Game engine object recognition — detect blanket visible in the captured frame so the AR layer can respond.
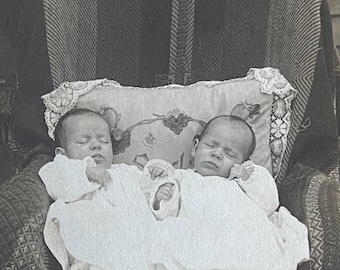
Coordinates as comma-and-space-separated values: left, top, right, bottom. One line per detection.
42, 157, 309, 270
155, 172, 309, 270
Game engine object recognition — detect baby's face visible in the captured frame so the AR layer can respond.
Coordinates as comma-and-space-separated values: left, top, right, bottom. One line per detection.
61, 114, 113, 169
192, 119, 252, 178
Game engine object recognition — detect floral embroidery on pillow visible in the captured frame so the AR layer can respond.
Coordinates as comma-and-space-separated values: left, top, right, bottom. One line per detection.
100, 107, 206, 154
132, 153, 149, 168
156, 108, 205, 135
98, 104, 262, 171
230, 101, 261, 120
100, 103, 261, 156
143, 133, 157, 147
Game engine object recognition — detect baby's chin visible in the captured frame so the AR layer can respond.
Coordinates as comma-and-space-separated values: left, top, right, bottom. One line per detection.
196, 167, 228, 178
93, 160, 111, 169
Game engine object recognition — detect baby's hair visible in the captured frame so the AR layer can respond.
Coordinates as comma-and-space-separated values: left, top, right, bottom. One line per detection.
54, 108, 108, 147
198, 115, 256, 160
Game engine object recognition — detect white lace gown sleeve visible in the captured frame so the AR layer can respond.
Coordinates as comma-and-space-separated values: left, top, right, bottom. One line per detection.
235, 160, 279, 216
38, 154, 100, 202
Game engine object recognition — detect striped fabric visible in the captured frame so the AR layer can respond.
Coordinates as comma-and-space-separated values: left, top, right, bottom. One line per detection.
43, 0, 142, 88
95, 1, 142, 85
168, 0, 196, 84
43, 0, 98, 88
168, 0, 180, 77
191, 1, 269, 81
264, 0, 322, 184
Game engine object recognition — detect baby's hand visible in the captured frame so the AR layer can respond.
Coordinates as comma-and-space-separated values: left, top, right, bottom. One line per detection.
156, 183, 174, 201
154, 183, 174, 210
86, 166, 111, 186
229, 164, 252, 181
148, 165, 168, 180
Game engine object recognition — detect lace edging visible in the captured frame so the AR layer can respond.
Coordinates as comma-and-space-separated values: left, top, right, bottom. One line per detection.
84, 156, 97, 168
247, 67, 297, 180
41, 79, 120, 139
143, 159, 176, 178
247, 67, 297, 98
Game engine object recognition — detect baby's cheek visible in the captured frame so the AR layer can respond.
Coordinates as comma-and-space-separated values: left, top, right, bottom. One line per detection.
224, 163, 234, 177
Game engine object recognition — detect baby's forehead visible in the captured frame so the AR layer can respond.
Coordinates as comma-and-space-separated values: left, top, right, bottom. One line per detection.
63, 113, 110, 132
65, 112, 104, 123
209, 118, 247, 131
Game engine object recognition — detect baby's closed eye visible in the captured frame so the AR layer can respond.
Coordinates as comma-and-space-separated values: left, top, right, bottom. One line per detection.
205, 142, 215, 147
224, 151, 235, 158
98, 135, 111, 144
77, 139, 89, 144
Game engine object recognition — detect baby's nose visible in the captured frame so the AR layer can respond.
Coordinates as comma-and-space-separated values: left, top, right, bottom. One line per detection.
212, 150, 222, 159
90, 140, 101, 149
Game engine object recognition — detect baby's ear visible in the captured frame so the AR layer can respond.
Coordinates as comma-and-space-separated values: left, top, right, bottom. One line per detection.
191, 138, 200, 157
55, 147, 66, 156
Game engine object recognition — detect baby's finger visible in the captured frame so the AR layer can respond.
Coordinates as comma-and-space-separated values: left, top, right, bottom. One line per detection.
155, 168, 168, 178
155, 168, 164, 177
163, 183, 174, 188
159, 193, 171, 201
229, 168, 239, 180
163, 187, 174, 200
160, 171, 168, 178
158, 193, 170, 201
164, 188, 172, 199
159, 186, 170, 195
151, 168, 162, 179
150, 168, 157, 179
147, 167, 154, 179
158, 187, 170, 200
157, 190, 169, 200
232, 164, 241, 170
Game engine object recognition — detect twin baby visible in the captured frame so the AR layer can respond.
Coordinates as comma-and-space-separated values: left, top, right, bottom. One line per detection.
40, 108, 309, 270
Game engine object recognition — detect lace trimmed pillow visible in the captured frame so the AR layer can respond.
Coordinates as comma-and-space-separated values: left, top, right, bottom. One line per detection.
42, 67, 296, 181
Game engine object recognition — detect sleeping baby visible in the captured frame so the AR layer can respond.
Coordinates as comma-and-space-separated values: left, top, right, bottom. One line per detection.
145, 115, 309, 269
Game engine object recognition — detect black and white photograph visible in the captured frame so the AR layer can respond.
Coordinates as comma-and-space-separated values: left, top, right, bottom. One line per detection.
0, 1, 340, 269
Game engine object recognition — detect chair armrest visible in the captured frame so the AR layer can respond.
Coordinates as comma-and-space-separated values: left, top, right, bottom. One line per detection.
278, 163, 340, 270
0, 153, 60, 269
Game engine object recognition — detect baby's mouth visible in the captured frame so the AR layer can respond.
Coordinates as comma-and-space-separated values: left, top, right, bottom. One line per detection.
92, 154, 104, 162
203, 161, 218, 168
